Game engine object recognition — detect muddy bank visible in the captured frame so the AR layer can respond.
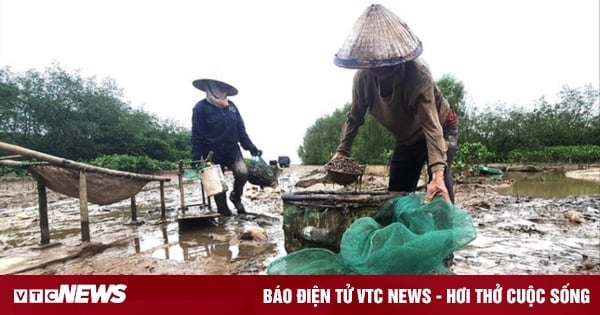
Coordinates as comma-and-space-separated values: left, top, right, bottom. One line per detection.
565, 168, 600, 183
0, 165, 598, 275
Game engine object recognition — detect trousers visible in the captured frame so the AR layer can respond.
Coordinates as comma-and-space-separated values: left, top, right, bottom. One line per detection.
388, 127, 458, 203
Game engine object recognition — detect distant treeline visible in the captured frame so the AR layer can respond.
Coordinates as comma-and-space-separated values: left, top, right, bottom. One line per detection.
1, 65, 598, 175
0, 64, 190, 172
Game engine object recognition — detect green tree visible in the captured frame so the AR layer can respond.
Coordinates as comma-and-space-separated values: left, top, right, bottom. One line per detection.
437, 74, 466, 119
298, 105, 348, 164
350, 115, 393, 164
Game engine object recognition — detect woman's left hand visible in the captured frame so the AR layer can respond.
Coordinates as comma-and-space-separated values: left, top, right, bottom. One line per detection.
424, 170, 450, 203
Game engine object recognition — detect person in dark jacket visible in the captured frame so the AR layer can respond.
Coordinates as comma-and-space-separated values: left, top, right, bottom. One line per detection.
191, 75, 262, 216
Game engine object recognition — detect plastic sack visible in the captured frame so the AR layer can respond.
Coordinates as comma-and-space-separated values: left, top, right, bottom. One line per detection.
200, 164, 228, 196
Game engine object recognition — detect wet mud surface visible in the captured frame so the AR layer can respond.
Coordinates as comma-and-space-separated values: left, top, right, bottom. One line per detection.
0, 165, 598, 275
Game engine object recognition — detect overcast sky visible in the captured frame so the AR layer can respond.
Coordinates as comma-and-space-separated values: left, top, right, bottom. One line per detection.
1, 0, 598, 163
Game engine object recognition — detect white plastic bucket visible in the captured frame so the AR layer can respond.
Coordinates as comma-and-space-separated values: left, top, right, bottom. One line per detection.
200, 165, 228, 196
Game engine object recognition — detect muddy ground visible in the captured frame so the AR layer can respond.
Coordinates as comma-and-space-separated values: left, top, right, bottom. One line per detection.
0, 164, 598, 275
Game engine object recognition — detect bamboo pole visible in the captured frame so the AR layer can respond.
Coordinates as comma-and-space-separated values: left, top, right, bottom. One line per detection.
79, 170, 90, 242
37, 179, 50, 245
281, 191, 405, 203
0, 141, 171, 182
0, 154, 21, 161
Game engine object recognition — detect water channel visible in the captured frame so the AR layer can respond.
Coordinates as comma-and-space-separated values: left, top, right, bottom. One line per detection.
496, 171, 599, 199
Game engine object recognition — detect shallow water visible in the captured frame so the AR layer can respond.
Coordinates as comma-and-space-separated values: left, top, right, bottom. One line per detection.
497, 171, 599, 199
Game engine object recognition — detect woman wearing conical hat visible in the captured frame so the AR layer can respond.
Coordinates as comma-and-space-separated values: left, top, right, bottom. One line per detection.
191, 72, 262, 216
332, 4, 459, 204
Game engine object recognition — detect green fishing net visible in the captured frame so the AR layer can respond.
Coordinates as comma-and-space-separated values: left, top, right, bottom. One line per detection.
268, 194, 476, 275
244, 157, 277, 187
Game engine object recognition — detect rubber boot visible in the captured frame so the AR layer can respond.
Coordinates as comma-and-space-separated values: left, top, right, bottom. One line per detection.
229, 193, 246, 214
213, 193, 232, 216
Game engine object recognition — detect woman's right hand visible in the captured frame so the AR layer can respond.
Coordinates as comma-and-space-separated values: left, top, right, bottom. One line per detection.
333, 151, 348, 159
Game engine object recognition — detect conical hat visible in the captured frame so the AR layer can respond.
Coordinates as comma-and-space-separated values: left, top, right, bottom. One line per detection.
334, 4, 422, 69
192, 69, 238, 96
193, 79, 238, 96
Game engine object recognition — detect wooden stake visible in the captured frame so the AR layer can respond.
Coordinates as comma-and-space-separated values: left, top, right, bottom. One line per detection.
37, 180, 50, 245
79, 170, 90, 242
130, 195, 138, 223
178, 161, 186, 214
160, 181, 166, 221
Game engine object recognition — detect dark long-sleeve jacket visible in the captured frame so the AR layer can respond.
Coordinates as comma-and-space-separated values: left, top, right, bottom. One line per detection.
336, 58, 451, 173
191, 99, 257, 165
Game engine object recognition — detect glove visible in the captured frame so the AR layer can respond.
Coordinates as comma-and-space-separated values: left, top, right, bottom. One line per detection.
252, 149, 262, 157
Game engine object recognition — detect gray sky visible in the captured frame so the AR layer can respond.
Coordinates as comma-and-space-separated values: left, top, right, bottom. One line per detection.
1, 0, 599, 163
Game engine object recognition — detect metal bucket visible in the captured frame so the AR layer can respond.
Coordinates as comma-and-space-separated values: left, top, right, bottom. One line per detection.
281, 190, 402, 253
200, 165, 228, 197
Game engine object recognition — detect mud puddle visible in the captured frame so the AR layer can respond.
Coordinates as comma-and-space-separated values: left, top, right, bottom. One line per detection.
0, 172, 285, 274
453, 188, 600, 274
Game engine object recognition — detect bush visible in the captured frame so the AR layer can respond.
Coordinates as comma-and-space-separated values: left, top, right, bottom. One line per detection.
507, 145, 600, 164
454, 142, 493, 172
88, 154, 176, 173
